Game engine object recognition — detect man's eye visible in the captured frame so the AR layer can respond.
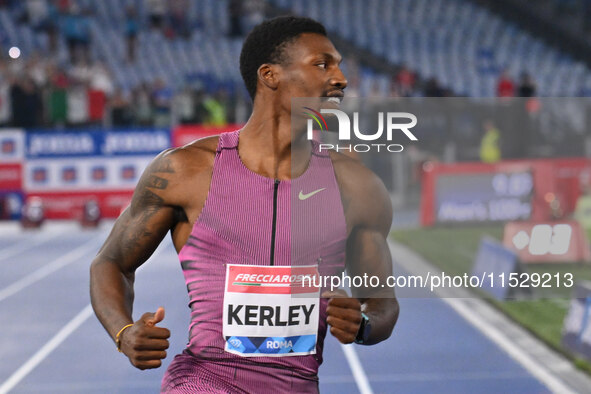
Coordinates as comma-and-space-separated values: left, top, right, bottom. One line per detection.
316, 63, 327, 69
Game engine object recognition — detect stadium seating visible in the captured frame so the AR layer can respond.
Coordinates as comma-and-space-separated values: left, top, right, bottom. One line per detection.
1, 0, 590, 97
270, 0, 591, 97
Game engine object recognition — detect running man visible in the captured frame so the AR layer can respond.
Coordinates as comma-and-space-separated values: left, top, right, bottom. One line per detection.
90, 16, 399, 393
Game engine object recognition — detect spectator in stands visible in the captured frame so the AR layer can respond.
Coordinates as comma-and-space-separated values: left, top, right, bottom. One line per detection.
368, 79, 384, 98
66, 78, 89, 126
574, 172, 591, 230
125, 5, 139, 62
203, 88, 228, 126
151, 78, 173, 127
388, 83, 401, 98
87, 61, 113, 124
479, 120, 501, 163
192, 88, 209, 124
242, 0, 266, 34
132, 83, 153, 126
62, 1, 92, 64
24, 0, 49, 30
56, 0, 70, 14
25, 53, 48, 88
496, 68, 515, 97
0, 60, 11, 125
90, 61, 114, 97
39, 0, 60, 53
169, 0, 191, 39
423, 77, 445, 97
68, 57, 92, 84
517, 71, 537, 97
10, 76, 43, 128
146, 0, 167, 30
110, 88, 133, 127
47, 60, 69, 90
393, 64, 415, 97
173, 85, 196, 124
228, 0, 243, 37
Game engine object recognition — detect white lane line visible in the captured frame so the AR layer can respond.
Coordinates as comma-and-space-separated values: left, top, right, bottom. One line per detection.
387, 240, 576, 393
0, 233, 173, 393
321, 370, 533, 383
340, 344, 374, 394
0, 237, 100, 303
442, 298, 576, 394
0, 304, 93, 394
0, 231, 63, 262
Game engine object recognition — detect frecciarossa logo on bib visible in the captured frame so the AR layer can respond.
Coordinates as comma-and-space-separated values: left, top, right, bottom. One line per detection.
226, 265, 319, 294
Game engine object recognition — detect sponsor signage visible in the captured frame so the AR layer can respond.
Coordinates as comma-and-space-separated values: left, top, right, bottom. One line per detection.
26, 190, 133, 219
434, 171, 533, 224
562, 281, 591, 361
0, 129, 25, 162
0, 163, 22, 190
24, 157, 152, 192
21, 128, 171, 219
421, 159, 591, 227
503, 221, 591, 263
472, 237, 520, 300
26, 129, 170, 158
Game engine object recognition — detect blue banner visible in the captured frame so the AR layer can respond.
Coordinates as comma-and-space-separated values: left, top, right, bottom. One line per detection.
25, 128, 171, 158
562, 281, 591, 361
225, 335, 316, 356
472, 237, 519, 300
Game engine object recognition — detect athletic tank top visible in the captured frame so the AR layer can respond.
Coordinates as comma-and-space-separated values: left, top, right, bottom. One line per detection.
175, 130, 347, 382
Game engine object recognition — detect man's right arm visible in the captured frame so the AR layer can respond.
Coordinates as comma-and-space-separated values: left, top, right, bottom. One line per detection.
89, 150, 182, 369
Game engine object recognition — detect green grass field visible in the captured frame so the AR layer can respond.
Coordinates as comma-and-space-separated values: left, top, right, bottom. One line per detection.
390, 226, 591, 374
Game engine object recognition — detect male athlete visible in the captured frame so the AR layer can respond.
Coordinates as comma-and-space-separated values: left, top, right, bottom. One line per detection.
90, 16, 399, 393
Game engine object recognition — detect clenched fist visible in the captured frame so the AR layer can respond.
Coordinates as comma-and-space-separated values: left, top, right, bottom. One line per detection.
322, 290, 362, 344
119, 307, 170, 370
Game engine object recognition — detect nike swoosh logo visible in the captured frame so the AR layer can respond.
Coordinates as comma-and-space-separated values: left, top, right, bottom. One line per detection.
298, 188, 326, 200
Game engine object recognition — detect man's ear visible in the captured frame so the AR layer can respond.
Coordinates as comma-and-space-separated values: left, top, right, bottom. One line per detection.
257, 64, 280, 91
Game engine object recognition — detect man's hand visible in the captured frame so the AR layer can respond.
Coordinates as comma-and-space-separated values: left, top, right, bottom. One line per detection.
322, 290, 362, 344
119, 307, 170, 370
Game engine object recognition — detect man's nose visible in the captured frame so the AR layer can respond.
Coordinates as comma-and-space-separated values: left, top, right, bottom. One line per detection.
330, 67, 348, 90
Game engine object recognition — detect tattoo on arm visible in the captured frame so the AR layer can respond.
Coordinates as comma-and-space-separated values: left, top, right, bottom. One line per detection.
109, 156, 178, 265
146, 175, 168, 190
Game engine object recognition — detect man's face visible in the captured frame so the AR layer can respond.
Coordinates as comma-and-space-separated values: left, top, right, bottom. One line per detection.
275, 33, 347, 113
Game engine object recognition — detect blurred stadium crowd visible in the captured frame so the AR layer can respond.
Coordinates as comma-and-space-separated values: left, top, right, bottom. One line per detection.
0, 0, 591, 130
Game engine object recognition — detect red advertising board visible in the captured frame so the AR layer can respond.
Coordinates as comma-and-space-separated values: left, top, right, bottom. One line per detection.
552, 158, 591, 215
503, 220, 591, 263
27, 190, 133, 219
0, 163, 22, 190
421, 158, 591, 227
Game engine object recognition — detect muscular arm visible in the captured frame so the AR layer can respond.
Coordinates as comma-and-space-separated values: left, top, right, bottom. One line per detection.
327, 152, 399, 345
90, 151, 182, 357
345, 182, 398, 344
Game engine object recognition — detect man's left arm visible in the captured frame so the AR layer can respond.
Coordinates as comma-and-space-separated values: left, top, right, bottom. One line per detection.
325, 166, 399, 345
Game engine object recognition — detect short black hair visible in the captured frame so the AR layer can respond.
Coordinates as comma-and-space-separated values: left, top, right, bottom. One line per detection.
239, 16, 327, 101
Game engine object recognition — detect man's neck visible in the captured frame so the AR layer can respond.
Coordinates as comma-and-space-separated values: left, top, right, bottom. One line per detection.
239, 105, 311, 180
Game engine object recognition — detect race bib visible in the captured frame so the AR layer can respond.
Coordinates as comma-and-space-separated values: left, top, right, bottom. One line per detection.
223, 264, 320, 357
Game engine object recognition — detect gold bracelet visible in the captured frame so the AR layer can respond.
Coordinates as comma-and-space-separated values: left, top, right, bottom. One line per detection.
115, 323, 134, 352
